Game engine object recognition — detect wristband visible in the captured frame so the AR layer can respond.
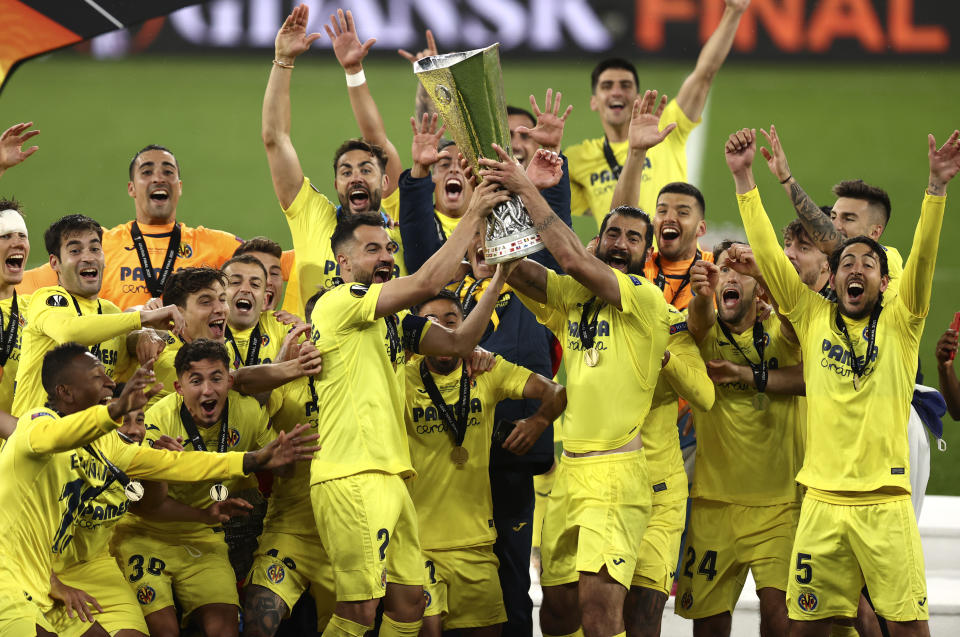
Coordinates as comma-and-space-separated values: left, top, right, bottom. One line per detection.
779, 174, 792, 184
345, 69, 366, 87
272, 58, 294, 69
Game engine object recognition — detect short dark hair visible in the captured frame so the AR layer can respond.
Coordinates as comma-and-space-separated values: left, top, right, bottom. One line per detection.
0, 197, 24, 217
129, 144, 179, 180
783, 219, 824, 249
44, 214, 103, 257
42, 342, 90, 399
304, 291, 323, 322
330, 213, 387, 256
333, 139, 388, 174
221, 254, 267, 280
828, 236, 889, 277
598, 206, 654, 251
163, 267, 226, 309
506, 105, 536, 127
658, 182, 706, 217
174, 338, 230, 377
234, 237, 283, 260
712, 239, 748, 263
832, 179, 891, 225
590, 58, 639, 93
412, 289, 463, 318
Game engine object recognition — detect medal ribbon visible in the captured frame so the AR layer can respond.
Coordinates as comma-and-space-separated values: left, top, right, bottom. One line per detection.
130, 221, 181, 298
70, 295, 103, 359
224, 324, 262, 369
835, 301, 882, 385
385, 314, 401, 363
419, 360, 470, 447
0, 291, 19, 366
179, 398, 230, 454
577, 297, 606, 351
84, 443, 135, 491
717, 319, 768, 392
602, 136, 623, 181
653, 249, 701, 306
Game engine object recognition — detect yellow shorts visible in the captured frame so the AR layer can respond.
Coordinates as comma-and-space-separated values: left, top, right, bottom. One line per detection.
311, 472, 423, 602
632, 495, 687, 594
47, 553, 148, 637
540, 450, 651, 589
422, 545, 506, 629
0, 580, 55, 637
112, 531, 239, 623
676, 499, 799, 619
786, 496, 927, 622
532, 468, 557, 549
246, 529, 336, 629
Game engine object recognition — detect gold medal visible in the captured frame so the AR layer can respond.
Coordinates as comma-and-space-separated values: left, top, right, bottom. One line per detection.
450, 446, 469, 466
752, 393, 770, 411
853, 376, 861, 391
583, 347, 599, 367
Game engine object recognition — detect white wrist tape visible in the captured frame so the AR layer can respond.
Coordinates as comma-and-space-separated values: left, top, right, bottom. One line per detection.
345, 69, 366, 87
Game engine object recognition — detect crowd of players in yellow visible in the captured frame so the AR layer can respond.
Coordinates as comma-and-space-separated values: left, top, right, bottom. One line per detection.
0, 2, 958, 637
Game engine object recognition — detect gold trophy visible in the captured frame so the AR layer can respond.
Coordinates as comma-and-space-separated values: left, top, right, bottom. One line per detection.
414, 44, 544, 263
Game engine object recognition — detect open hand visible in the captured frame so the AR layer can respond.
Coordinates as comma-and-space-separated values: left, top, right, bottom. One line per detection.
759, 125, 791, 183
49, 574, 102, 623
526, 149, 563, 190
516, 89, 572, 152
410, 113, 449, 170
325, 8, 375, 73
250, 423, 321, 471
398, 29, 438, 65
0, 122, 39, 173
928, 129, 960, 195
627, 90, 676, 152
202, 497, 254, 524
274, 4, 322, 64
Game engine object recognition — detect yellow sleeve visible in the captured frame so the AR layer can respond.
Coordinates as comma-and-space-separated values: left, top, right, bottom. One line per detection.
660, 99, 699, 144
25, 405, 120, 455
662, 329, 714, 412
736, 188, 810, 315
382, 188, 400, 223
32, 292, 141, 345
489, 356, 534, 403
111, 438, 247, 482
255, 405, 278, 447
514, 289, 567, 336
898, 193, 945, 317
281, 265, 303, 317
329, 283, 380, 332
545, 269, 591, 318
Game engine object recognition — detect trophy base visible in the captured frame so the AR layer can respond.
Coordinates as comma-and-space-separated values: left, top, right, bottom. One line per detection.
484, 232, 545, 264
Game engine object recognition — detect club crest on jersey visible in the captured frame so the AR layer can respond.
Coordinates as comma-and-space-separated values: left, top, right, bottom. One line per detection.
424, 591, 433, 608
136, 585, 156, 605
680, 592, 693, 610
797, 592, 818, 612
261, 334, 270, 347
46, 294, 69, 307
350, 284, 368, 298
177, 243, 193, 259
227, 428, 241, 447
380, 568, 388, 588
266, 563, 285, 584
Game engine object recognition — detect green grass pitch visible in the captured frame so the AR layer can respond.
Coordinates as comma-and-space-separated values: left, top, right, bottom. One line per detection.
2, 53, 959, 493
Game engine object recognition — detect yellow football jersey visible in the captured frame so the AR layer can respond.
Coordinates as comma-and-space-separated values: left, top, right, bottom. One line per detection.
403, 356, 531, 550
0, 292, 29, 413
0, 404, 244, 610
123, 390, 275, 541
517, 268, 670, 453
883, 244, 903, 301
738, 187, 945, 498
308, 282, 431, 484
691, 316, 802, 506
566, 100, 699, 222
282, 178, 405, 316
262, 376, 319, 535
145, 334, 184, 410
224, 313, 289, 369
13, 287, 139, 417
643, 308, 713, 500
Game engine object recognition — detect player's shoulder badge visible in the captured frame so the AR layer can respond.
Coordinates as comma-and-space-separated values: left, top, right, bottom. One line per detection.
670, 321, 689, 335
628, 275, 643, 286
350, 284, 369, 298
46, 293, 69, 307
31, 411, 53, 420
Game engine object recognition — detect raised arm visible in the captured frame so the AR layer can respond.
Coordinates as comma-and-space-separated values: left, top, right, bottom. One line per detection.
687, 260, 718, 344
758, 125, 842, 254
479, 145, 624, 309
375, 183, 497, 318
418, 262, 514, 360
506, 257, 549, 304
263, 4, 321, 209
398, 29, 439, 122
705, 361, 806, 395
662, 332, 715, 412
611, 91, 678, 210
326, 9, 402, 197
726, 128, 808, 314
502, 373, 567, 456
674, 0, 750, 121
0, 121, 39, 180
899, 131, 957, 316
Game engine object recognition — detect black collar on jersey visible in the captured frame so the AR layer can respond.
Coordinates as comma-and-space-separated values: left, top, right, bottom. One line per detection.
835, 299, 882, 383
419, 359, 470, 447
818, 281, 837, 302
131, 221, 181, 299
602, 136, 623, 180
224, 323, 261, 369
70, 294, 103, 359
0, 290, 19, 366
717, 318, 768, 392
578, 297, 606, 351
653, 249, 701, 306
179, 398, 230, 453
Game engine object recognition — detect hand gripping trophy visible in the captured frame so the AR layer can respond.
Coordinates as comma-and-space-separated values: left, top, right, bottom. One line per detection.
414, 44, 545, 263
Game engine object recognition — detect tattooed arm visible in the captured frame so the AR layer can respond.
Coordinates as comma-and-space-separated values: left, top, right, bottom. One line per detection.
758, 125, 842, 254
